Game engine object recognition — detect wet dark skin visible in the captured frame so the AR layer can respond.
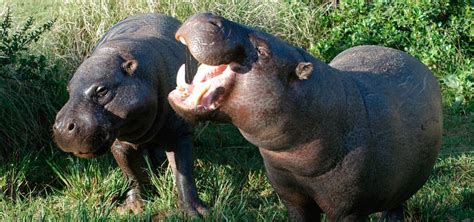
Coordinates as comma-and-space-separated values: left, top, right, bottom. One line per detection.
168, 13, 442, 221
53, 13, 207, 217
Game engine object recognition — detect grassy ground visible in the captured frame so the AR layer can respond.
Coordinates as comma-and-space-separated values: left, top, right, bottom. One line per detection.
1, 1, 473, 221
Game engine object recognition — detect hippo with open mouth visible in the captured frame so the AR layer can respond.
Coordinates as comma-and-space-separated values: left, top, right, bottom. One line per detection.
168, 13, 442, 221
53, 13, 207, 217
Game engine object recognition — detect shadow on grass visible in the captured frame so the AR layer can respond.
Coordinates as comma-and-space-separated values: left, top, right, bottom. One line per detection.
193, 122, 262, 170
1, 149, 115, 195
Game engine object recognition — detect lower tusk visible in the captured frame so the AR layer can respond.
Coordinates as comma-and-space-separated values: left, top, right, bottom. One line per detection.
176, 64, 188, 89
179, 36, 187, 45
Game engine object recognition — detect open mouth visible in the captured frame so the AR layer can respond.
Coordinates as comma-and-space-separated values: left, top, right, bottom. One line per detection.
65, 132, 114, 159
169, 62, 237, 113
71, 143, 109, 159
72, 152, 98, 159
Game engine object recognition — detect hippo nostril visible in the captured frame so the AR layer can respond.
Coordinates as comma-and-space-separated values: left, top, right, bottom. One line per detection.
67, 123, 76, 131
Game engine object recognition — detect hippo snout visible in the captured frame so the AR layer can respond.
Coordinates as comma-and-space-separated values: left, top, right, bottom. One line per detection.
52, 118, 78, 152
176, 12, 255, 66
53, 115, 79, 136
53, 106, 115, 158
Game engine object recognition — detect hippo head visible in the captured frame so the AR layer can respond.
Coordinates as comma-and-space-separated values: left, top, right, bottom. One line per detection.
53, 47, 158, 158
168, 13, 313, 124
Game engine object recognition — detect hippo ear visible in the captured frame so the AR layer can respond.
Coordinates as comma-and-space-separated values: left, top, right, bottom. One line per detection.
122, 59, 138, 75
295, 62, 313, 80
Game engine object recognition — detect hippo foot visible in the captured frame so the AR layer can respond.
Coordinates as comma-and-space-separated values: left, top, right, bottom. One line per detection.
181, 200, 209, 218
378, 205, 404, 222
117, 190, 145, 215
150, 200, 208, 221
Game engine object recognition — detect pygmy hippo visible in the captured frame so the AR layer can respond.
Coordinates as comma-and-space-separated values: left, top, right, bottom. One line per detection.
168, 13, 442, 221
53, 13, 207, 217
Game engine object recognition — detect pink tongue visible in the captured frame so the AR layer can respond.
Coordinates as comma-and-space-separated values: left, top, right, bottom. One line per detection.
199, 66, 236, 108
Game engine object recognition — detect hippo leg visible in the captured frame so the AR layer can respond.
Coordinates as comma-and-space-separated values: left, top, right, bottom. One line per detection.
111, 141, 148, 214
265, 170, 322, 221
145, 148, 167, 173
338, 215, 368, 222
286, 201, 322, 222
165, 135, 208, 217
379, 205, 404, 222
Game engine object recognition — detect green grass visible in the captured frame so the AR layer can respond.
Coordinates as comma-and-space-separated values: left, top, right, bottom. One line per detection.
1, 1, 473, 221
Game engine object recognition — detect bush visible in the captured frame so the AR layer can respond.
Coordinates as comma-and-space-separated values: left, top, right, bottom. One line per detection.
307, 1, 473, 113
0, 8, 55, 81
0, 8, 66, 197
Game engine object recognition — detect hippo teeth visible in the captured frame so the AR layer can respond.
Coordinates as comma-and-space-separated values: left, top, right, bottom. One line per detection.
172, 62, 236, 110
176, 64, 211, 105
176, 64, 189, 89
191, 83, 210, 106
178, 36, 187, 45
194, 64, 227, 84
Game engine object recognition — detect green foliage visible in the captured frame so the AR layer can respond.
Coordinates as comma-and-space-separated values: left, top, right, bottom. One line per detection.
407, 154, 473, 220
0, 8, 55, 81
308, 1, 474, 113
0, 8, 66, 200
0, 8, 63, 152
0, 152, 32, 200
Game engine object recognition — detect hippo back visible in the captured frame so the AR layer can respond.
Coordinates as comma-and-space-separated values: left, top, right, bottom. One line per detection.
95, 13, 181, 49
329, 45, 442, 208
93, 13, 184, 91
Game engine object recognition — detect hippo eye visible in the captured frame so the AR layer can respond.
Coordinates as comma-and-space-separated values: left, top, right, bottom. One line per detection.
256, 45, 270, 60
249, 33, 270, 60
96, 86, 108, 97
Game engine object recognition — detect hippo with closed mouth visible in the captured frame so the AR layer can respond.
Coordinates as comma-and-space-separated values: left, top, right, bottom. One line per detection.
168, 13, 442, 221
53, 13, 207, 217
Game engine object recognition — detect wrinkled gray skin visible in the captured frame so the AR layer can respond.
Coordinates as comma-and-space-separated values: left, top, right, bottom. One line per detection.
53, 13, 207, 217
169, 13, 442, 221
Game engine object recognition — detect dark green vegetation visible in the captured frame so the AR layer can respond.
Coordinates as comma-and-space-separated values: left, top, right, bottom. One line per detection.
1, 1, 472, 221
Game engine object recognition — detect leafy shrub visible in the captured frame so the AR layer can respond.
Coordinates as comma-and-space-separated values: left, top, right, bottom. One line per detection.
308, 1, 473, 113
0, 8, 66, 197
0, 8, 55, 81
